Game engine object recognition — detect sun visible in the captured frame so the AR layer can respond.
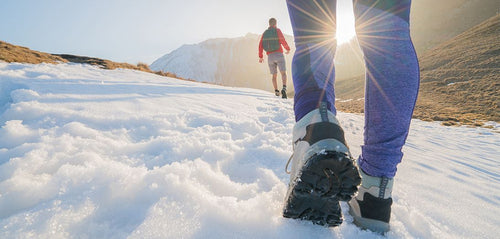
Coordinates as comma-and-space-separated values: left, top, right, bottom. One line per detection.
336, 0, 356, 45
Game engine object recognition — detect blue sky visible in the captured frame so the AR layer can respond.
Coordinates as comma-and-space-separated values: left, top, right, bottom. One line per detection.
1, 0, 354, 64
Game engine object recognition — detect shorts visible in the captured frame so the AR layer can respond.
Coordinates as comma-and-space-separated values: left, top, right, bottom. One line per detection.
267, 52, 286, 74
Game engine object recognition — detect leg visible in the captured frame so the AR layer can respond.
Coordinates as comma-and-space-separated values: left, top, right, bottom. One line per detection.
268, 54, 279, 92
354, 0, 420, 178
281, 71, 287, 87
277, 53, 288, 98
284, 0, 361, 227
349, 0, 420, 232
272, 73, 278, 90
287, 0, 338, 121
280, 71, 288, 99
276, 53, 288, 88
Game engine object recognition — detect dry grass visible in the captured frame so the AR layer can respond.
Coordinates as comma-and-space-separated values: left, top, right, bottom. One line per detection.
0, 40, 193, 83
55, 54, 151, 72
416, 14, 500, 125
335, 74, 365, 114
334, 14, 500, 127
0, 41, 67, 64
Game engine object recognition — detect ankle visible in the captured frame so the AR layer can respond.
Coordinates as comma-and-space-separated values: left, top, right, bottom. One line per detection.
359, 169, 393, 199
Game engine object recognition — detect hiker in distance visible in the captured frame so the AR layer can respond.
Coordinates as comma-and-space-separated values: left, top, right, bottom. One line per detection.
258, 17, 291, 99
283, 0, 420, 233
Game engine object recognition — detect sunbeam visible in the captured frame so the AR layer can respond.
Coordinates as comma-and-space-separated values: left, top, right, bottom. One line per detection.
336, 0, 356, 45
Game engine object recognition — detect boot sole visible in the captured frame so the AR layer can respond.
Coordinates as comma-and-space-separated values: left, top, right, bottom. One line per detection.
283, 151, 361, 227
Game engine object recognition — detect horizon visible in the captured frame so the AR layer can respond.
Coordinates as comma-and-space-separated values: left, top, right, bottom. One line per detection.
0, 0, 356, 64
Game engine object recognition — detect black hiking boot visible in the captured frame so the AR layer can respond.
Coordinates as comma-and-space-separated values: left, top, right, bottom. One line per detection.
283, 103, 361, 227
281, 88, 287, 99
348, 169, 393, 233
275, 89, 280, 97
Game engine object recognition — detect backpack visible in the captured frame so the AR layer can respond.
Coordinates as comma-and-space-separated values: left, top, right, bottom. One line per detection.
262, 28, 280, 52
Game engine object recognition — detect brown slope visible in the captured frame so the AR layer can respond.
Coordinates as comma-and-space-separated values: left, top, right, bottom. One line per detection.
0, 40, 147, 71
0, 40, 191, 83
415, 14, 500, 125
410, 0, 499, 54
334, 74, 365, 114
335, 14, 499, 126
0, 40, 67, 64
54, 54, 152, 72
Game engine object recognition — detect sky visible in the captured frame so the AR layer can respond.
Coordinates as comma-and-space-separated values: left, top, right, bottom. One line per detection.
0, 0, 355, 64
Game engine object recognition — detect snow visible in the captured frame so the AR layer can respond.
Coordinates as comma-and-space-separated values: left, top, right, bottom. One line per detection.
149, 36, 250, 84
1, 62, 499, 238
150, 42, 219, 83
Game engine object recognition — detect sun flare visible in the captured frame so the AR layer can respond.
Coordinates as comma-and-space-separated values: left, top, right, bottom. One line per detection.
336, 0, 356, 45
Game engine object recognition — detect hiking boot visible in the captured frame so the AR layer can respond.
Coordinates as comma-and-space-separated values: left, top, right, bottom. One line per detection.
281, 88, 287, 99
283, 103, 361, 227
275, 89, 280, 97
348, 169, 393, 233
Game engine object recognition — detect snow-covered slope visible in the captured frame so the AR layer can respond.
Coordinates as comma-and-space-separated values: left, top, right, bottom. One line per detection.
150, 40, 220, 83
0, 63, 499, 238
